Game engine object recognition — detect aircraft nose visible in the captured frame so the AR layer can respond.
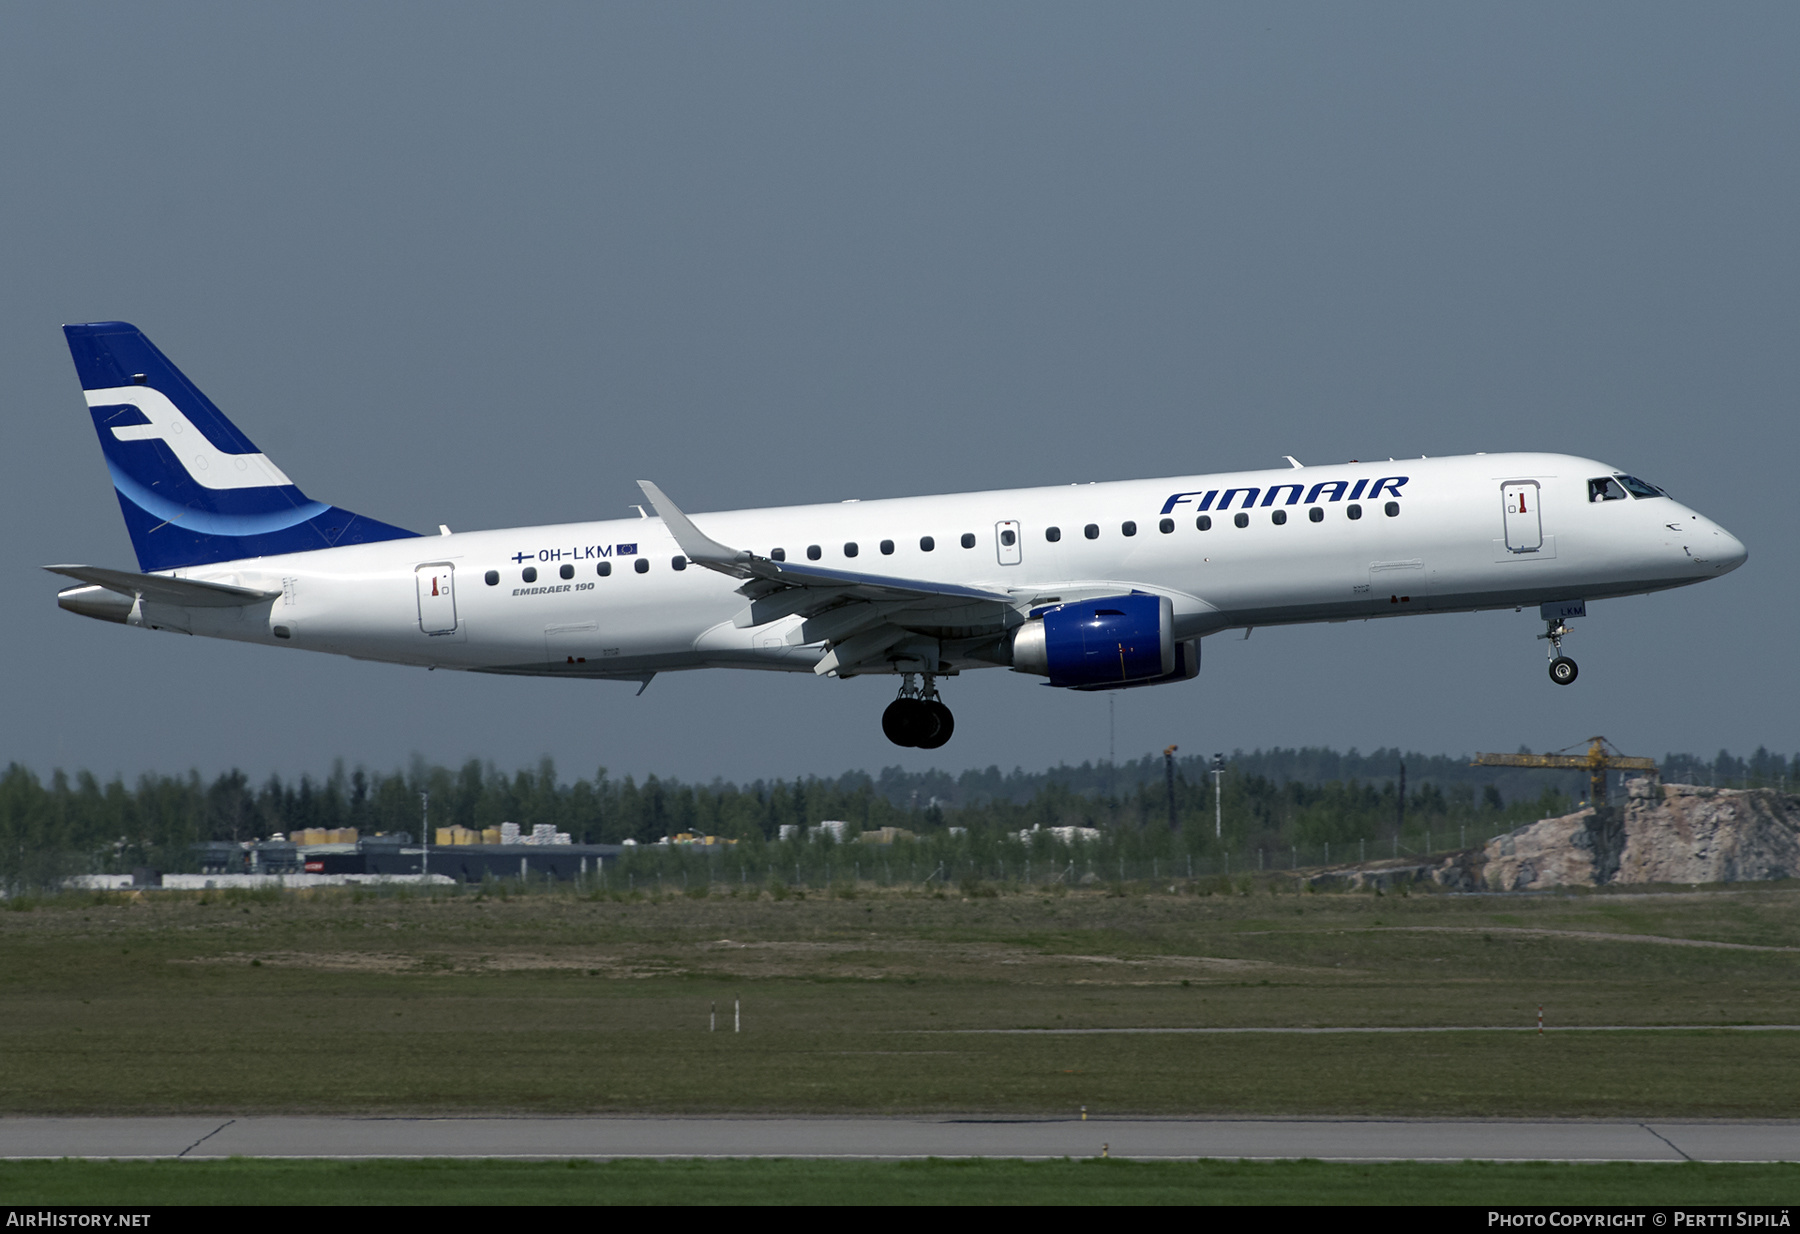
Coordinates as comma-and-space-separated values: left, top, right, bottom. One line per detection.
1715, 525, 1748, 574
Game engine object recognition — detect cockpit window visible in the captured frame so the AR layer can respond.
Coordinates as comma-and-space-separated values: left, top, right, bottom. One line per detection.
1614, 474, 1666, 499
1588, 477, 1629, 503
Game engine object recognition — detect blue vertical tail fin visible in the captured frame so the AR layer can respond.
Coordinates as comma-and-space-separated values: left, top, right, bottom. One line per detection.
64, 322, 418, 572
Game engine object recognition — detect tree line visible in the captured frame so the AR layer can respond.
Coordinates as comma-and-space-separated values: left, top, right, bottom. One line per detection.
3, 742, 1792, 887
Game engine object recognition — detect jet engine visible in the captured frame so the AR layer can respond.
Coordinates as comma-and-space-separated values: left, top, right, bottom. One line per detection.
1009, 593, 1198, 689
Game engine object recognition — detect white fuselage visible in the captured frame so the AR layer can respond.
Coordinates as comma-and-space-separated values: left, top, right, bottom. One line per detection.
114, 453, 1746, 683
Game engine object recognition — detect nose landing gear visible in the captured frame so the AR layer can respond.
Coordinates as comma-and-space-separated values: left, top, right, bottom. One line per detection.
1537, 603, 1583, 686
882, 673, 954, 748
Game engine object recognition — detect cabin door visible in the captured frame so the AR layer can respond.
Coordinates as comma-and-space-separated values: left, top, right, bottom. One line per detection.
1502, 482, 1543, 553
996, 520, 1023, 566
415, 564, 457, 634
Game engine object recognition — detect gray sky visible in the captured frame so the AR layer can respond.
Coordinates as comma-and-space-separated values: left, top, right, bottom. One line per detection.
3, 3, 1794, 786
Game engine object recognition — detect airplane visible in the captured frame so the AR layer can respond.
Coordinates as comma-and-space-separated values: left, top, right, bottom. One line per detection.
49, 322, 1748, 749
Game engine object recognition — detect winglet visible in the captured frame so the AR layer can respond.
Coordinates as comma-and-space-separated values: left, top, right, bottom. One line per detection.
636, 481, 752, 576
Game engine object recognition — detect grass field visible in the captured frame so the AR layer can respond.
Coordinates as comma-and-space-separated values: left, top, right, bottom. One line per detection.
1, 1158, 1796, 1206
1, 878, 1797, 1117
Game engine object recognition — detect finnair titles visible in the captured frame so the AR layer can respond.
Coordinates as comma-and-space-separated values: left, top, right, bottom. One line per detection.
50, 323, 1747, 749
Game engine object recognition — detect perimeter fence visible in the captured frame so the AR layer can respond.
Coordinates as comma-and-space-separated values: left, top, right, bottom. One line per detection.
589, 825, 1500, 895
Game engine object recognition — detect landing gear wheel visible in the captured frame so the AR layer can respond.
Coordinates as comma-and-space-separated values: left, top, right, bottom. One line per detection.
882, 699, 923, 747
916, 700, 954, 749
1537, 612, 1580, 686
883, 671, 956, 748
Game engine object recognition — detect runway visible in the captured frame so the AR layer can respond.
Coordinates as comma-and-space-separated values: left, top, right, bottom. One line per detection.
1, 1117, 1796, 1163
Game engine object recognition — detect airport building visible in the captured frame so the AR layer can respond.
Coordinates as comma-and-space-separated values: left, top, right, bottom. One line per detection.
191, 830, 625, 884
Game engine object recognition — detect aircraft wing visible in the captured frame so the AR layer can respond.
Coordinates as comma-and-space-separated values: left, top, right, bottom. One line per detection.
732, 557, 1012, 606
43, 564, 283, 608
638, 480, 1011, 608
637, 481, 1019, 675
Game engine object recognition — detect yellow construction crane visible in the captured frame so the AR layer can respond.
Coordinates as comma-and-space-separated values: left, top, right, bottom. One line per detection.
1471, 736, 1659, 806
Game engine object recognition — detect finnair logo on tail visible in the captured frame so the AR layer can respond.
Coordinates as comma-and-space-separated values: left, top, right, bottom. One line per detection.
87, 386, 294, 491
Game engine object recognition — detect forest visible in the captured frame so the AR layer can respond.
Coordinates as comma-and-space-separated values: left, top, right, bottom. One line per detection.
0, 743, 1791, 887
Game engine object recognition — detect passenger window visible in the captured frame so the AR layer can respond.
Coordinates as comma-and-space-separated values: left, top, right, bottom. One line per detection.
1121, 521, 1137, 537
1000, 529, 1016, 547
1347, 504, 1362, 520
484, 570, 499, 586
807, 545, 822, 560
1384, 501, 1400, 517
1308, 507, 1323, 523
920, 536, 935, 551
559, 564, 574, 580
880, 540, 895, 555
1588, 477, 1629, 502
960, 533, 976, 549
1046, 526, 1061, 542
634, 558, 650, 573
771, 548, 786, 562
1271, 510, 1287, 526
1158, 518, 1174, 534
597, 561, 611, 577
522, 567, 538, 583
1197, 515, 1212, 531
1083, 524, 1099, 540
844, 542, 858, 557
1233, 513, 1249, 529
671, 557, 687, 571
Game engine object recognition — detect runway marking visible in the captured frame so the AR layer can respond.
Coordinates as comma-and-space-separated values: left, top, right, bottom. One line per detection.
177, 1118, 235, 1157
1642, 1123, 1694, 1161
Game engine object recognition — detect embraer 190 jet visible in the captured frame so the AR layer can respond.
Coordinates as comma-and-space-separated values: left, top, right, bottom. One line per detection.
49, 323, 1747, 748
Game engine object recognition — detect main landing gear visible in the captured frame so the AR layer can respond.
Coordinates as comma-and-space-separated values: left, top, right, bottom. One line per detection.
882, 673, 954, 749
1540, 613, 1579, 686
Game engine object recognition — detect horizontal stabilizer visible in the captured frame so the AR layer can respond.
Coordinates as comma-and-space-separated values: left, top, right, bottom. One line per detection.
43, 564, 281, 608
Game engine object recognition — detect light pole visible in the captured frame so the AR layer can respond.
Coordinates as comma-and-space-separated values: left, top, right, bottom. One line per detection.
1211, 753, 1225, 840
1163, 745, 1179, 832
420, 791, 429, 879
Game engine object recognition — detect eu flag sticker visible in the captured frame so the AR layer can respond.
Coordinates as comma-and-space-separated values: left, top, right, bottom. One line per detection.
615, 543, 638, 556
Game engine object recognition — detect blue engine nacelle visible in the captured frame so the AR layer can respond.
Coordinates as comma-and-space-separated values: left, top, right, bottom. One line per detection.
1009, 593, 1199, 690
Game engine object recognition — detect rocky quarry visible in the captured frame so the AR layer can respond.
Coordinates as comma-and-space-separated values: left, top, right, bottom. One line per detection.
1480, 780, 1800, 890
1302, 782, 1800, 892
